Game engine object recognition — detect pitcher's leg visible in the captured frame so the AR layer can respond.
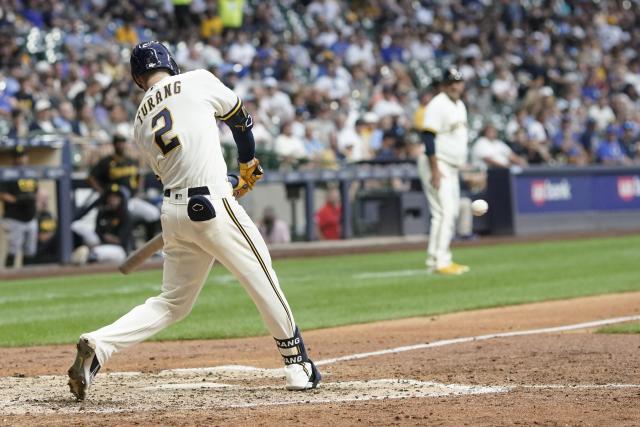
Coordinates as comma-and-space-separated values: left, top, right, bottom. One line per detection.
435, 172, 456, 269
84, 239, 214, 365
419, 154, 440, 267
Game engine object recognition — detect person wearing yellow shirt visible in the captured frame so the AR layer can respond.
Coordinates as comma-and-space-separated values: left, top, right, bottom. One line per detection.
201, 9, 223, 38
115, 22, 138, 45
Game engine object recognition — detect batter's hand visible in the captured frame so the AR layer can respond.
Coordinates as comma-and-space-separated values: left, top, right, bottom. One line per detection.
228, 174, 250, 198
430, 168, 442, 190
239, 158, 264, 189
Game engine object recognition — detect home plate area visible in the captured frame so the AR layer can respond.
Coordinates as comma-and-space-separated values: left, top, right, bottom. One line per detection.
0, 365, 509, 415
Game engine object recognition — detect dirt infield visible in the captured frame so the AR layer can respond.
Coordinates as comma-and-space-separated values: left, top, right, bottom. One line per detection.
2, 292, 640, 426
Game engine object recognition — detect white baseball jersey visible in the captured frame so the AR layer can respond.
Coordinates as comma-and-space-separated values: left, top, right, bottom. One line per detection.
133, 69, 237, 194
422, 92, 468, 167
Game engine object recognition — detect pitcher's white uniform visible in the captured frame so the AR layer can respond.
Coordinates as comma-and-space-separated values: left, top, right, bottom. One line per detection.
417, 91, 468, 269
83, 69, 297, 364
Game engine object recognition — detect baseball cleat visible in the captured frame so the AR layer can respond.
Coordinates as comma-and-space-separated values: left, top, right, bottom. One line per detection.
284, 360, 321, 391
67, 336, 101, 401
435, 263, 469, 275
451, 263, 470, 273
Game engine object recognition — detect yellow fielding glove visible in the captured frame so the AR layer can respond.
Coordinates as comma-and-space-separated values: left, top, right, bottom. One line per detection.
239, 158, 264, 189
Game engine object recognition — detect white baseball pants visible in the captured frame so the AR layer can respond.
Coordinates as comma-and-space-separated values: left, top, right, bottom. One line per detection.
417, 155, 460, 269
85, 192, 296, 366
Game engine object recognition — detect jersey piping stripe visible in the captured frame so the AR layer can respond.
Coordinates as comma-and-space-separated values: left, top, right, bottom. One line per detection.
222, 198, 294, 333
219, 98, 242, 121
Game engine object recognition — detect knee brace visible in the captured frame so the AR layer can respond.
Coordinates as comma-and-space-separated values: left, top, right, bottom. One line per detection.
274, 327, 310, 365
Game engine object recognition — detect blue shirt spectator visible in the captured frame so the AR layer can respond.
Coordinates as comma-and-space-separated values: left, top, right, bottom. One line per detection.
597, 126, 631, 165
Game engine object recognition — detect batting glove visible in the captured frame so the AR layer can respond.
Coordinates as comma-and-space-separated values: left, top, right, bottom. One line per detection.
228, 174, 251, 199
239, 158, 264, 189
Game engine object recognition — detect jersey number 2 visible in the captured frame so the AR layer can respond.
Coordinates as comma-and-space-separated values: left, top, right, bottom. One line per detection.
151, 108, 181, 155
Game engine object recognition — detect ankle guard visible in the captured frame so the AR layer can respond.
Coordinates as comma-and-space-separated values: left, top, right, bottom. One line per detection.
274, 327, 310, 366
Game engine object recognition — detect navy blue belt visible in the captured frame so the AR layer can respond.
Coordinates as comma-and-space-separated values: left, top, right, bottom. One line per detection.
163, 186, 210, 198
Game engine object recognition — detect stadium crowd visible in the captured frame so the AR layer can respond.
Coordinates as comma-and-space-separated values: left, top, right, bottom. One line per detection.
0, 0, 639, 170
1, 0, 640, 267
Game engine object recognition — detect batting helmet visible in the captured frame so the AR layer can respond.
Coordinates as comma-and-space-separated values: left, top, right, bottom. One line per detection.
130, 41, 180, 87
442, 68, 464, 84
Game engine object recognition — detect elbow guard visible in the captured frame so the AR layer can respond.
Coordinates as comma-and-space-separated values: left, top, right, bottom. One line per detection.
221, 101, 256, 163
421, 130, 436, 156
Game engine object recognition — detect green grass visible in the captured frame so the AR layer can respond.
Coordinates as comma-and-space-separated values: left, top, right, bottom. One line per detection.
2, 235, 640, 347
598, 322, 640, 334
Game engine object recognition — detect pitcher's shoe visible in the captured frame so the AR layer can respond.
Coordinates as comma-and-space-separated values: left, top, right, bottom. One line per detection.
67, 336, 101, 401
284, 360, 321, 390
435, 263, 469, 275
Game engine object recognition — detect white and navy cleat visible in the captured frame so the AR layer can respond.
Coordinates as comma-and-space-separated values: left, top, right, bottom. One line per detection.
284, 360, 322, 391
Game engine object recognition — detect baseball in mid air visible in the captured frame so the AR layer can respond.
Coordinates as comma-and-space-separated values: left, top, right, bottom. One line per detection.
471, 199, 489, 216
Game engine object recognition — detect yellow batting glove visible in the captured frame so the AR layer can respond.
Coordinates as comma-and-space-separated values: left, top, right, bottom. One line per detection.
239, 158, 264, 189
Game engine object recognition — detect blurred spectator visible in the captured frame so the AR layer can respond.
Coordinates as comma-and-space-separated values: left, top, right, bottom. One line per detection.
0, 146, 38, 268
71, 185, 129, 265
597, 125, 632, 165
315, 188, 341, 240
259, 77, 294, 126
273, 121, 307, 168
551, 117, 589, 166
88, 134, 160, 240
258, 206, 291, 244
314, 60, 351, 100
30, 99, 60, 134
472, 124, 527, 170
588, 97, 616, 132
620, 121, 640, 161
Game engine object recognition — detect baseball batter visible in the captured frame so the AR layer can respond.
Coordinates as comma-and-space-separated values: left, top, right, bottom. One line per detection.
67, 41, 321, 400
417, 68, 470, 275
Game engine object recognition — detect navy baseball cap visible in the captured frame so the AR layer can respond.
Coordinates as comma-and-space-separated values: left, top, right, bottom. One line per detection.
443, 68, 464, 84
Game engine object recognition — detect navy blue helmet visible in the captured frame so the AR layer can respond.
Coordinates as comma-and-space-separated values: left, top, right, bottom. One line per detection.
130, 41, 180, 88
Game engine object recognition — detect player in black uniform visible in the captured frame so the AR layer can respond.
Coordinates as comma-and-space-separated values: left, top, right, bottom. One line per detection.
88, 134, 160, 242
0, 145, 39, 267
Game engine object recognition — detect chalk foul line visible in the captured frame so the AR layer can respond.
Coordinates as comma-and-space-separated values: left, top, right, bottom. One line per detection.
314, 314, 640, 366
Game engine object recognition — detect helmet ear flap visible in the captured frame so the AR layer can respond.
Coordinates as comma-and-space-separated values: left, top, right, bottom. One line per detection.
170, 57, 180, 75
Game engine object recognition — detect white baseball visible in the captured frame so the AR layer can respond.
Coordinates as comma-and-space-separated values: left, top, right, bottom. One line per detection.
471, 199, 489, 216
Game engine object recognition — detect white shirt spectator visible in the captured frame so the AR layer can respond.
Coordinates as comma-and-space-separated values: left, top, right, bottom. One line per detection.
315, 73, 351, 100
588, 102, 616, 131
274, 133, 307, 160
337, 125, 365, 162
472, 136, 514, 170
373, 97, 404, 118
259, 79, 295, 123
227, 40, 256, 66
345, 40, 376, 70
491, 71, 518, 103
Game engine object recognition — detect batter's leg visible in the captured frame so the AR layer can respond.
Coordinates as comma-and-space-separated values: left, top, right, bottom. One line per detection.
83, 239, 214, 365
203, 197, 320, 390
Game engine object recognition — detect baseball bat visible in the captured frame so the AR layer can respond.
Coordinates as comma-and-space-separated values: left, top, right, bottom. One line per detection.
118, 233, 164, 274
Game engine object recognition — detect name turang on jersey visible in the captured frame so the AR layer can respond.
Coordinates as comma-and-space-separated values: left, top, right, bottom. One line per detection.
133, 69, 240, 193
135, 80, 182, 124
